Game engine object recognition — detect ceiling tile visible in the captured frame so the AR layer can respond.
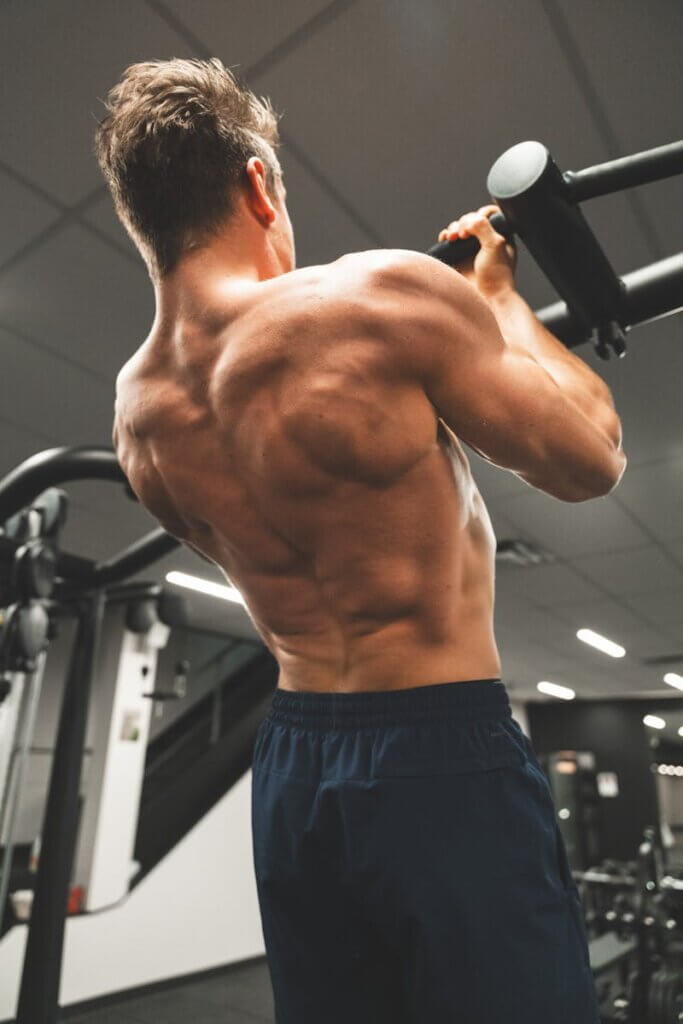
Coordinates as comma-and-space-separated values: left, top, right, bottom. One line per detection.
577, 315, 683, 468
555, 0, 683, 251
495, 598, 590, 664
572, 544, 683, 598
490, 510, 528, 544
468, 454, 529, 503
498, 644, 605, 697
0, 417, 57, 481
59, 496, 159, 564
0, 170, 60, 270
612, 456, 683, 541
0, 224, 154, 380
613, 627, 683, 664
279, 143, 378, 268
494, 590, 542, 628
549, 596, 663, 643
256, 0, 650, 274
622, 587, 683, 629
0, 326, 115, 446
162, 0, 335, 72
655, 621, 683, 652
496, 563, 604, 607
502, 490, 650, 558
666, 536, 683, 567
81, 194, 139, 261
1, 0, 196, 202
62, 479, 157, 532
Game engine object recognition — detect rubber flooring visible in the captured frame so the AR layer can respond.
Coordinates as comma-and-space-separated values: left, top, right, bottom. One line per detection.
67, 958, 274, 1024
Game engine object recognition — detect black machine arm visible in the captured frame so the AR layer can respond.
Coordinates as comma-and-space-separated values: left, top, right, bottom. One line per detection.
427, 139, 683, 358
535, 252, 683, 349
0, 447, 125, 524
0, 447, 181, 588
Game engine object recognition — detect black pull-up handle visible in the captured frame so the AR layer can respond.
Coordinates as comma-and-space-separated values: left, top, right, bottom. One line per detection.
427, 139, 683, 270
427, 210, 513, 268
427, 141, 624, 343
425, 139, 683, 355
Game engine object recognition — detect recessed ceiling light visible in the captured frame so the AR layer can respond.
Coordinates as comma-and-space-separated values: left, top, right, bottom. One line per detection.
664, 672, 683, 691
577, 628, 625, 658
537, 681, 576, 701
166, 570, 246, 607
643, 714, 666, 730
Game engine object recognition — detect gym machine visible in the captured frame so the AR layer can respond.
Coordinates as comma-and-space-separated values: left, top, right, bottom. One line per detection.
0, 448, 183, 1024
577, 827, 683, 1023
0, 489, 67, 932
427, 139, 683, 358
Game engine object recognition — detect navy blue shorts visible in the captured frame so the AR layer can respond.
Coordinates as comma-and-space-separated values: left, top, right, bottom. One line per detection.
251, 679, 599, 1023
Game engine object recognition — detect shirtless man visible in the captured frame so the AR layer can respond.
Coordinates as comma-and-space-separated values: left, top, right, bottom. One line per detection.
98, 58, 625, 1023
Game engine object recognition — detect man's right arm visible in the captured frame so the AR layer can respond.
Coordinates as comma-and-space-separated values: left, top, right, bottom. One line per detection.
487, 288, 620, 425
363, 246, 626, 503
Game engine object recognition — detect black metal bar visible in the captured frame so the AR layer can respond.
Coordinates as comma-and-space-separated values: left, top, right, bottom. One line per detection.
0, 447, 126, 524
55, 550, 100, 588
104, 581, 163, 604
536, 252, 683, 348
210, 679, 222, 746
0, 448, 182, 590
619, 251, 683, 326
92, 529, 181, 587
564, 140, 683, 203
16, 591, 105, 1024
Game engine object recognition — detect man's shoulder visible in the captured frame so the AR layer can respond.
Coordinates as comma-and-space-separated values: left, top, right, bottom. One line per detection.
264, 250, 451, 380
227, 253, 388, 338
269, 249, 441, 335
321, 248, 437, 289
275, 249, 432, 298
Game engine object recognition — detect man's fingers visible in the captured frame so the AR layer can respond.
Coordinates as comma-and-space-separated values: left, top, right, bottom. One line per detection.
438, 206, 504, 244
438, 220, 460, 242
459, 211, 506, 250
437, 203, 516, 287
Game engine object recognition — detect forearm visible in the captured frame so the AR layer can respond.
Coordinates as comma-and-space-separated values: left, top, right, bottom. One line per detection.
486, 287, 624, 451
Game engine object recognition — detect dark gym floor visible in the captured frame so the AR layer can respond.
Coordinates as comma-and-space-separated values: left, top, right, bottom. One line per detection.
68, 959, 274, 1024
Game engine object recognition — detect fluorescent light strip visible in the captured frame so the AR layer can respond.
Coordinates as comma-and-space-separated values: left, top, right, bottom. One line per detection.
643, 714, 666, 730
576, 628, 625, 658
664, 672, 683, 691
537, 681, 576, 701
166, 570, 246, 607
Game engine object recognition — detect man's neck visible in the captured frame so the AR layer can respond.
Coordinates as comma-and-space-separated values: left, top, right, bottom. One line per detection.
152, 249, 279, 329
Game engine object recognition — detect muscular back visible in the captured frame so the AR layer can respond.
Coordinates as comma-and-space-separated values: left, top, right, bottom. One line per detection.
115, 251, 504, 691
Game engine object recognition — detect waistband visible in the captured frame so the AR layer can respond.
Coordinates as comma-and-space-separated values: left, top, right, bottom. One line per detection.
266, 678, 510, 730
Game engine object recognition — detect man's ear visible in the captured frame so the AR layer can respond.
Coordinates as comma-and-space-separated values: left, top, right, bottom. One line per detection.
245, 157, 276, 225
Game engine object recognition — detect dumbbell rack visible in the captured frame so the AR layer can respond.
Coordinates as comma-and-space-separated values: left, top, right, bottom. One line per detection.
576, 828, 683, 1022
